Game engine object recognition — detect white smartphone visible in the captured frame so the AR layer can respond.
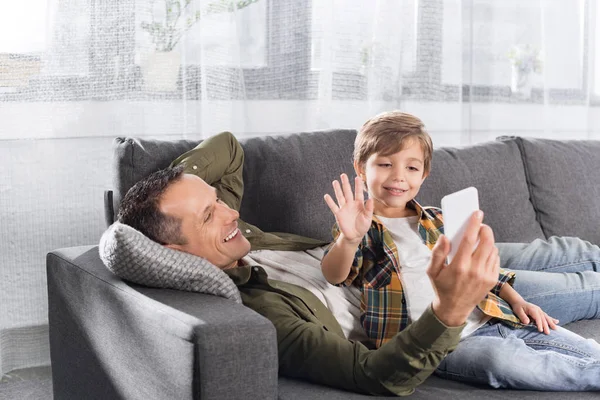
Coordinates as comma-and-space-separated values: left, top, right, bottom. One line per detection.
441, 186, 480, 263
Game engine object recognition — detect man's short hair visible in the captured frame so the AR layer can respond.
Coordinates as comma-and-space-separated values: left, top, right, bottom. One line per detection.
117, 165, 187, 245
354, 111, 433, 174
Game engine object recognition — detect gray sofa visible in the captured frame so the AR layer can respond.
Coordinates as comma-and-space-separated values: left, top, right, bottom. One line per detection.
47, 129, 600, 399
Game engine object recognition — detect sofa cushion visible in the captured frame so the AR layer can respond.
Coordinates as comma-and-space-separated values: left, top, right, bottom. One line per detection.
417, 138, 545, 243
111, 137, 199, 219
99, 222, 242, 302
514, 137, 600, 245
240, 129, 357, 242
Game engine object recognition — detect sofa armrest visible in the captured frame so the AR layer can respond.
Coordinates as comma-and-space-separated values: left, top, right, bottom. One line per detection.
47, 246, 278, 400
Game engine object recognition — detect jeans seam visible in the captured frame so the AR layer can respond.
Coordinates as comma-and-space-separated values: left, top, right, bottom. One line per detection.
523, 339, 595, 358
521, 287, 600, 300
524, 259, 600, 273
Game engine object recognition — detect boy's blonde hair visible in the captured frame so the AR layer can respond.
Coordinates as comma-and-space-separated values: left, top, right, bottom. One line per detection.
354, 111, 433, 174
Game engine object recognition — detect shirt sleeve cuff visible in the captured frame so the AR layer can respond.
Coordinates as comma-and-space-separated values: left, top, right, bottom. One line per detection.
408, 305, 465, 351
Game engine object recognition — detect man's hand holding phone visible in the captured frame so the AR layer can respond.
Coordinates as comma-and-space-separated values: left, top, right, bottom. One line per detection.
427, 209, 500, 327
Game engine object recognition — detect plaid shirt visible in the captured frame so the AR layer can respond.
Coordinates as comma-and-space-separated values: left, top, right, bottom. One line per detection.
328, 200, 523, 348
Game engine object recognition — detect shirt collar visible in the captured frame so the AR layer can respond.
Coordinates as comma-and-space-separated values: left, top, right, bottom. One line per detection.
372, 199, 425, 226
224, 256, 267, 286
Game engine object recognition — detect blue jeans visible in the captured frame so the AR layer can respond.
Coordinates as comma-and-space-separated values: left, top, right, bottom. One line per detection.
499, 236, 600, 324
435, 236, 600, 390
436, 322, 600, 390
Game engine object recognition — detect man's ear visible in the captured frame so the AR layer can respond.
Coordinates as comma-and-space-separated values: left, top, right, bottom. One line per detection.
165, 243, 184, 252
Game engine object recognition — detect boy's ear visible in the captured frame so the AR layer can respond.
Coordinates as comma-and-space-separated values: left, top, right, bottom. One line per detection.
353, 160, 365, 178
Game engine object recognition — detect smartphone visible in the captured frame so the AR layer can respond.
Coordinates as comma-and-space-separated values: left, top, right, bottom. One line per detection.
441, 186, 480, 263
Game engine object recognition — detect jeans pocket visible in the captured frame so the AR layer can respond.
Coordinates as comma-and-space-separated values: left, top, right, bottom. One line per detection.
471, 319, 505, 338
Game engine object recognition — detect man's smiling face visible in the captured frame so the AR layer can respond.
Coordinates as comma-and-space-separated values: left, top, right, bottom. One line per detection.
159, 174, 251, 269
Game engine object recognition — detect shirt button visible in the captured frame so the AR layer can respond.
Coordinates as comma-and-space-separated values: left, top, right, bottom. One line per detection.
401, 299, 406, 304
253, 267, 259, 272
245, 229, 251, 233
192, 165, 198, 170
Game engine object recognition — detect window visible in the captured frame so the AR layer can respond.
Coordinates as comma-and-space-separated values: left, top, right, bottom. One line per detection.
0, 3, 47, 53
1, 0, 307, 101
448, 0, 588, 104
310, 0, 418, 74
0, 2, 47, 93
309, 0, 419, 100
134, 0, 268, 68
2, 0, 596, 103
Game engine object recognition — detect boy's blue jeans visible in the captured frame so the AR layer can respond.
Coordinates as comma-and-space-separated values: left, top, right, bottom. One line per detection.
435, 236, 600, 390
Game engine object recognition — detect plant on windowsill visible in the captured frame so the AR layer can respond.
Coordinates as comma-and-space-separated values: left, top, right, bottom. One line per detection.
139, 0, 260, 91
508, 44, 542, 99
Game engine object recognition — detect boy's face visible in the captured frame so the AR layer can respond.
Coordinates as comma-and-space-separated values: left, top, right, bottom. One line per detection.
354, 139, 428, 218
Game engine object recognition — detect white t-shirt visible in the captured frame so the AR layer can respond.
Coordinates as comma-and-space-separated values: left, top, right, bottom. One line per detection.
242, 247, 370, 342
376, 215, 490, 339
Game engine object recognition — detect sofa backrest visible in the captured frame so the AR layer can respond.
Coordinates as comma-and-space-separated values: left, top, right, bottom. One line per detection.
111, 130, 357, 242
238, 130, 357, 241
417, 137, 545, 243
113, 131, 600, 245
508, 137, 600, 246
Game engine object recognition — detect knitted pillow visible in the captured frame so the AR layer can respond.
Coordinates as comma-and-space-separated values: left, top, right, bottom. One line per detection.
99, 222, 241, 303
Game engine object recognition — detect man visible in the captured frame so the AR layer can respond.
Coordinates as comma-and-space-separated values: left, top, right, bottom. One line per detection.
117, 132, 600, 395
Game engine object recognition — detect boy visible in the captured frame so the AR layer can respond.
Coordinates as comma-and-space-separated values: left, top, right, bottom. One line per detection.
321, 111, 600, 390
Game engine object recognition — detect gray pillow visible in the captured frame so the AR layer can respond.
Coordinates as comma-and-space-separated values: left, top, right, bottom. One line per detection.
99, 222, 241, 303
516, 137, 600, 246
417, 138, 545, 243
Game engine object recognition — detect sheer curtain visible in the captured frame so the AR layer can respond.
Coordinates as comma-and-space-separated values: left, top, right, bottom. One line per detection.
0, 0, 597, 375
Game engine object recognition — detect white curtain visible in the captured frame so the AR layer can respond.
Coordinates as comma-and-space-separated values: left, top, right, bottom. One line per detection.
0, 0, 597, 375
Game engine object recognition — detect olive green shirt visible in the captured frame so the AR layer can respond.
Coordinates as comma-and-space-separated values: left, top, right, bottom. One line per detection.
227, 265, 464, 396
171, 131, 465, 396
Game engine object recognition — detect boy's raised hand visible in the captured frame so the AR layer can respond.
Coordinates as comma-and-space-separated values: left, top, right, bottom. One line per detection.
324, 174, 374, 244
